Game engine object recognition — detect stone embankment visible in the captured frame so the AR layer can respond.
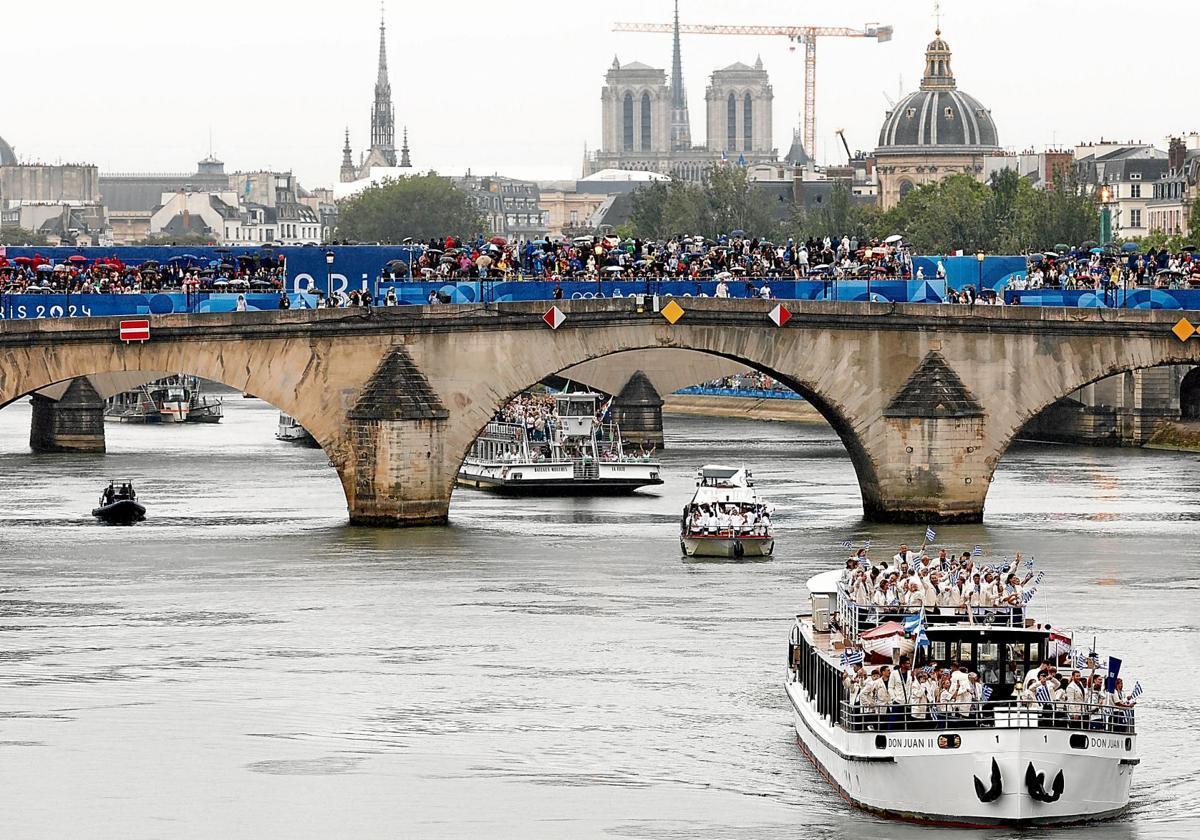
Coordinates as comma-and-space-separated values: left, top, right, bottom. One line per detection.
1145, 420, 1200, 452
662, 394, 825, 423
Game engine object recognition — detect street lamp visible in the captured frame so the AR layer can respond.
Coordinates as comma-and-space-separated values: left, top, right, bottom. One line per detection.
324, 250, 335, 305
976, 252, 985, 303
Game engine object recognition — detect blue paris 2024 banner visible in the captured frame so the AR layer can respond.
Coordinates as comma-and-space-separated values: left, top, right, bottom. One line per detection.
4, 247, 1198, 318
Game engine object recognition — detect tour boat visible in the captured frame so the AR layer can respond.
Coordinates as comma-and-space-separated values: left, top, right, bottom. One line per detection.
679, 465, 774, 558
457, 391, 662, 494
785, 567, 1137, 827
91, 480, 146, 525
276, 412, 319, 447
105, 375, 223, 424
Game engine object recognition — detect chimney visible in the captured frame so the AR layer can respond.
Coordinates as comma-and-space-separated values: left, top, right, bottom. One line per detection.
1169, 136, 1186, 171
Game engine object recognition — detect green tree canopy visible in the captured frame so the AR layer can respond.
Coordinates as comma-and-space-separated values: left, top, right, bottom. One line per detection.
628, 165, 776, 239
0, 226, 49, 246
335, 173, 484, 242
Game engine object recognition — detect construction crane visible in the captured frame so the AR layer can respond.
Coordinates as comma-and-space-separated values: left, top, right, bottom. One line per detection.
613, 21, 893, 163
835, 129, 853, 166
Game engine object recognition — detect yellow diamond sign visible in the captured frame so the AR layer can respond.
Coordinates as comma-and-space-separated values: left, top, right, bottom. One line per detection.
660, 299, 684, 324
1172, 318, 1196, 342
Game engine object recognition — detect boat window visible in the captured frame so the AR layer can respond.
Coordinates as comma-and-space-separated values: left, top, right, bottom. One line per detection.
1004, 642, 1027, 684
977, 642, 1000, 685
949, 641, 973, 664
929, 640, 946, 662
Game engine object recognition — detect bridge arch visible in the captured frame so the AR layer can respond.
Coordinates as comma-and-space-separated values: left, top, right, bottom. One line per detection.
449, 345, 880, 510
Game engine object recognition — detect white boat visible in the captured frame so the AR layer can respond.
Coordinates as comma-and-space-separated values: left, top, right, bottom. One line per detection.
785, 568, 1137, 827
679, 465, 774, 558
457, 391, 662, 494
105, 375, 222, 424
276, 412, 319, 447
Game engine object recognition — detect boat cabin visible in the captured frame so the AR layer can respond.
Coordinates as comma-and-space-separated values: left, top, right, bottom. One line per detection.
554, 392, 600, 438
696, 465, 753, 488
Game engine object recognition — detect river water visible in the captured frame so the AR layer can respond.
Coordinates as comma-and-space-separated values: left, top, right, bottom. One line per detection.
1, 395, 1197, 839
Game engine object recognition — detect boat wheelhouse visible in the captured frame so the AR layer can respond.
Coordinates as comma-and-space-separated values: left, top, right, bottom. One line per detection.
679, 465, 774, 558
457, 391, 662, 494
785, 568, 1137, 827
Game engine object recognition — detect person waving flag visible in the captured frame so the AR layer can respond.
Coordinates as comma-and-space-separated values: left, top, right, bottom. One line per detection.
924, 527, 936, 544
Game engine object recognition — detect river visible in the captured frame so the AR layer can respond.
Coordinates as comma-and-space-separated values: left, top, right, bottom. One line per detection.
1, 395, 1196, 839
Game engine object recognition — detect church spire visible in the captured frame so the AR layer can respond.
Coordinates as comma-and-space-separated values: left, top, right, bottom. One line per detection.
400, 126, 411, 168
919, 27, 956, 91
340, 126, 357, 182
669, 0, 691, 151
369, 4, 397, 166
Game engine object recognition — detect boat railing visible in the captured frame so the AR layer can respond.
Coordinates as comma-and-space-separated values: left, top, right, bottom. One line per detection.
836, 584, 1025, 641
837, 699, 1136, 736
683, 524, 772, 538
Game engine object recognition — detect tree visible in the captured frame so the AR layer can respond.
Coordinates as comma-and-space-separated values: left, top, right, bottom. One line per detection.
0, 226, 48, 246
879, 174, 992, 253
335, 173, 485, 242
628, 165, 777, 239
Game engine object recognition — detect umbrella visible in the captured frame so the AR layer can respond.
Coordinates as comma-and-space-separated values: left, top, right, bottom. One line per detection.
604, 265, 624, 273
250, 278, 274, 289
1122, 243, 1139, 253
489, 236, 507, 246
36, 264, 53, 272
572, 235, 593, 246
67, 255, 87, 263
730, 229, 746, 238
1182, 245, 1197, 252
1089, 247, 1104, 254
212, 279, 229, 287
13, 257, 32, 265
140, 259, 160, 269
714, 271, 733, 280
1054, 243, 1070, 252
884, 234, 904, 244
1042, 251, 1059, 258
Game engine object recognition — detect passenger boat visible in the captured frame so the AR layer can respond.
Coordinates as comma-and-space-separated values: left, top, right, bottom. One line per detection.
679, 465, 774, 558
457, 391, 662, 494
276, 412, 319, 447
105, 375, 223, 424
785, 566, 1137, 827
91, 481, 146, 524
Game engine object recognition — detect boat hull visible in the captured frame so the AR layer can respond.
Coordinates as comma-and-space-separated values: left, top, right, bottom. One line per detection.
457, 459, 662, 495
785, 683, 1134, 827
91, 500, 146, 525
681, 534, 773, 557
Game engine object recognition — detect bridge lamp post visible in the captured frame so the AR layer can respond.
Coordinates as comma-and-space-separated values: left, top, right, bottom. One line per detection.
976, 252, 985, 303
324, 250, 335, 305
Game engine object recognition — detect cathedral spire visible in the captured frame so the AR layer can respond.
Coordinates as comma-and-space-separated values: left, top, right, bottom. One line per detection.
400, 126, 411, 168
340, 126, 357, 182
669, 0, 691, 151
369, 4, 397, 166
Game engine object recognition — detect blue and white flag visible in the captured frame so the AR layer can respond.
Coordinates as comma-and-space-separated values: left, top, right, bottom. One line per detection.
981, 685, 993, 702
1024, 556, 1035, 570
1034, 570, 1045, 585
863, 539, 872, 551
973, 545, 983, 557
1035, 684, 1052, 704
840, 539, 853, 550
1021, 587, 1037, 604
902, 609, 924, 635
859, 555, 870, 570
925, 527, 936, 543
915, 624, 930, 647
840, 648, 864, 668
1072, 649, 1089, 671
1129, 681, 1143, 701
949, 569, 961, 585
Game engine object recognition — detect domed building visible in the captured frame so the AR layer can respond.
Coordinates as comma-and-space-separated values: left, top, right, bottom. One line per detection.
873, 30, 1000, 209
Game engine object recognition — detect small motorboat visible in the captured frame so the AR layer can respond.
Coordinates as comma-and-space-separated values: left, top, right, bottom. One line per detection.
92, 480, 146, 525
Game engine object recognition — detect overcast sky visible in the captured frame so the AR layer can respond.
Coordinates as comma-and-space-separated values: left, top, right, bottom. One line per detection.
3, 0, 1190, 187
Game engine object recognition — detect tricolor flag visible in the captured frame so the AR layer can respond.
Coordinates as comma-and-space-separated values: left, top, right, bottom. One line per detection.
924, 527, 936, 543
973, 545, 983, 557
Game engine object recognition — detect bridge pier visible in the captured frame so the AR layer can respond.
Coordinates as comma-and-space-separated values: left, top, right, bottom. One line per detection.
337, 345, 454, 527
29, 378, 106, 453
612, 370, 664, 449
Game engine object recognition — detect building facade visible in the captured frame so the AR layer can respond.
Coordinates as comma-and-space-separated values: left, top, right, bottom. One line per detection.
454, 175, 548, 240
1075, 143, 1168, 239
705, 59, 773, 158
873, 29, 1001, 209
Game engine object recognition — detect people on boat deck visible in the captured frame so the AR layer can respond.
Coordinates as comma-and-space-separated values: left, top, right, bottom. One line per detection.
684, 502, 771, 535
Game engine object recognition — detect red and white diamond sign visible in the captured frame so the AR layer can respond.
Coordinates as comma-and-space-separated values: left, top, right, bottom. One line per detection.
119, 319, 150, 342
542, 305, 566, 330
768, 304, 791, 327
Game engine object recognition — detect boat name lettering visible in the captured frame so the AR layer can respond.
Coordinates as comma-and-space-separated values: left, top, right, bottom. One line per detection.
887, 737, 930, 749
1091, 736, 1123, 749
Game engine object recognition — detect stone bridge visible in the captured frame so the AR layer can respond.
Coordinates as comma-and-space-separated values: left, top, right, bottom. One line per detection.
2, 299, 1198, 525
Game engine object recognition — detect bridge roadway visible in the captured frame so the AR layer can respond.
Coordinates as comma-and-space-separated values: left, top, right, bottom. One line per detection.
2, 298, 1197, 526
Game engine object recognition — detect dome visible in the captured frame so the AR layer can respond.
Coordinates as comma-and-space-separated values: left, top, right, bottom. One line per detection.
875, 30, 1000, 153
877, 89, 999, 150
0, 135, 16, 166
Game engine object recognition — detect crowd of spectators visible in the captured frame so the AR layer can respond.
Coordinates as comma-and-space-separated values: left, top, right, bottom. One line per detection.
1011, 245, 1200, 292
0, 255, 285, 295
401, 233, 915, 282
